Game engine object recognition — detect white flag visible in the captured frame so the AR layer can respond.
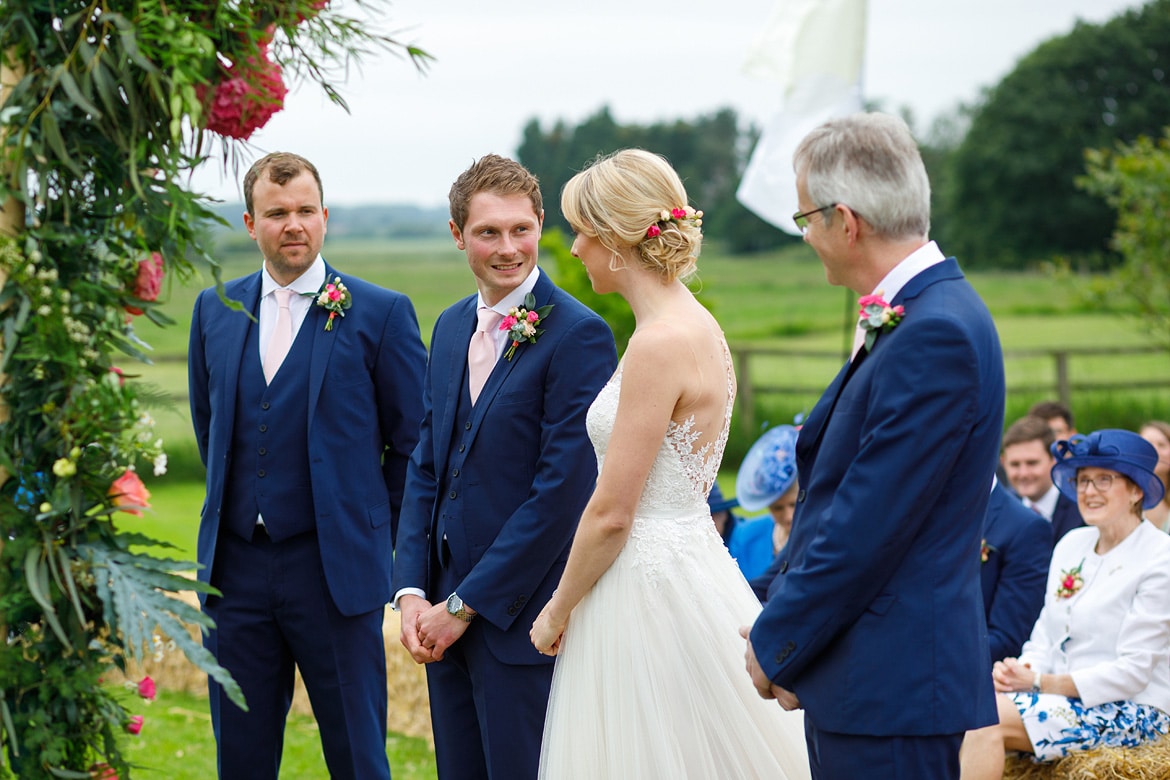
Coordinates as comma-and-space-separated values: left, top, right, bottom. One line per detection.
737, 0, 868, 235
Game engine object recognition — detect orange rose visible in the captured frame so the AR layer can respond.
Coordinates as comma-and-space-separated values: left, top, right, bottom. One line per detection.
108, 469, 151, 516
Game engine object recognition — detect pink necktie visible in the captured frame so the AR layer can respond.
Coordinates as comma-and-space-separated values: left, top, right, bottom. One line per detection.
468, 307, 502, 404
850, 324, 866, 360
264, 288, 295, 384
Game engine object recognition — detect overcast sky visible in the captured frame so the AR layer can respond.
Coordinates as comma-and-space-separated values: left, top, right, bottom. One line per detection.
187, 0, 1146, 208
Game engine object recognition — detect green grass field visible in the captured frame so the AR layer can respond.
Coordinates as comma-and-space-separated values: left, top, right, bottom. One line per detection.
115, 689, 435, 779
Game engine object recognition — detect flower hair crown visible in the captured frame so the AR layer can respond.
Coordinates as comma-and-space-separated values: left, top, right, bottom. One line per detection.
646, 206, 703, 238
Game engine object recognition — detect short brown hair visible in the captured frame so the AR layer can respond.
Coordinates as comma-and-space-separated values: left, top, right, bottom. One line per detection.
1002, 415, 1056, 453
244, 152, 324, 216
448, 154, 542, 231
1028, 400, 1074, 430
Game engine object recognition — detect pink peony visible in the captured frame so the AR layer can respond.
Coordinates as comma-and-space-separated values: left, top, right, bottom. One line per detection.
125, 715, 144, 735
109, 469, 151, 517
137, 675, 157, 701
499, 315, 518, 331
646, 224, 661, 238
525, 310, 539, 323
125, 252, 164, 316
327, 285, 341, 302
201, 51, 288, 141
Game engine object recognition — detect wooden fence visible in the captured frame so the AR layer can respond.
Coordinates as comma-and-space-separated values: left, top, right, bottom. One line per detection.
730, 344, 1170, 435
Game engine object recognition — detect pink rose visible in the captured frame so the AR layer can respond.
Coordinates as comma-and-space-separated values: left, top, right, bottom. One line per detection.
89, 764, 119, 780
327, 286, 341, 302
671, 208, 687, 220
857, 293, 887, 309
525, 310, 539, 323
125, 252, 164, 316
137, 675, 157, 701
109, 367, 125, 386
109, 470, 151, 517
125, 715, 144, 735
199, 50, 288, 141
646, 224, 661, 238
892, 305, 905, 316
499, 315, 518, 331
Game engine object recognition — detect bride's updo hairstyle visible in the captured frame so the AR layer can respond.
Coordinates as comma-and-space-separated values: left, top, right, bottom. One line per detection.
561, 149, 702, 283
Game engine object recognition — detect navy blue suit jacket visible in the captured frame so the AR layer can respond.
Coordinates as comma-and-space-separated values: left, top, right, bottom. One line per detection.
1051, 493, 1085, 544
393, 270, 617, 664
751, 258, 1003, 736
188, 264, 426, 616
981, 482, 1051, 662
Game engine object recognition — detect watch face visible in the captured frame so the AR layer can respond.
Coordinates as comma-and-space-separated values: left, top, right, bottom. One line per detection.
447, 593, 461, 614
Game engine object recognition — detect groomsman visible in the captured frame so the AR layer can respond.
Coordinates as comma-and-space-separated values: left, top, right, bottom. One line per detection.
189, 152, 426, 780
745, 114, 1005, 780
1001, 414, 1085, 543
393, 154, 617, 779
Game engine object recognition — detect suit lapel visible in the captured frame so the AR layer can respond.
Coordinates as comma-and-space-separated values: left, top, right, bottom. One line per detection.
434, 297, 477, 472
221, 273, 262, 438
306, 265, 334, 427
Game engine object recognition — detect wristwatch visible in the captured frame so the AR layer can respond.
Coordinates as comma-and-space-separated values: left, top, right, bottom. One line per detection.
446, 592, 475, 623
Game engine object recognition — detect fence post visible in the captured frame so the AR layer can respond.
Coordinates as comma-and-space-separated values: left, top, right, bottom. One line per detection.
1054, 351, 1070, 407
734, 347, 754, 435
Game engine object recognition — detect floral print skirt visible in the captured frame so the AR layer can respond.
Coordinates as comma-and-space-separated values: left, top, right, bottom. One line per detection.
1008, 691, 1170, 761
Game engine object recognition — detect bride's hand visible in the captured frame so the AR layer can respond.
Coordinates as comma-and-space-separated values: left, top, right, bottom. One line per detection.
530, 601, 567, 656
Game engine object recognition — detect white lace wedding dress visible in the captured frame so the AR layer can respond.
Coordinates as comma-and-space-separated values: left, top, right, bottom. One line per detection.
538, 355, 811, 780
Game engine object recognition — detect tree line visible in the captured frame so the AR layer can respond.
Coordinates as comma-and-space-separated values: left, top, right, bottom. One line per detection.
517, 0, 1170, 271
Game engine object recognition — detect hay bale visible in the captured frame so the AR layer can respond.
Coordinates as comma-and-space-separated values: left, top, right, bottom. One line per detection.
1003, 732, 1170, 780
111, 593, 433, 743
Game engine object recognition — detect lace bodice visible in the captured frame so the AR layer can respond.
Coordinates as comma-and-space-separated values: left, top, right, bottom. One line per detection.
586, 340, 735, 520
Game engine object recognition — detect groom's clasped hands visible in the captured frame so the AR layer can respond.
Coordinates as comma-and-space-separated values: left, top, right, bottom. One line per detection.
739, 625, 802, 711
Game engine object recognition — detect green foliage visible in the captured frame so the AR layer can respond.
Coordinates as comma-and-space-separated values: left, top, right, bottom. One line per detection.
0, 1, 425, 776
542, 228, 636, 354
1077, 127, 1170, 347
517, 106, 793, 254
940, 0, 1170, 268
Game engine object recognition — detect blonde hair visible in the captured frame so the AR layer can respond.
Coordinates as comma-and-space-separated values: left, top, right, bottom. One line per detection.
561, 149, 701, 283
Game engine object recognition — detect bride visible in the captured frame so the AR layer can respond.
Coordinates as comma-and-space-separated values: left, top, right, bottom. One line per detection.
529, 149, 810, 779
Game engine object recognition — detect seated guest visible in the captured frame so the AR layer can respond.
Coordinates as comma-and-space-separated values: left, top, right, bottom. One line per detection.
1138, 420, 1170, 532
1001, 415, 1085, 543
961, 430, 1170, 779
980, 478, 1052, 663
735, 424, 799, 555
707, 483, 774, 581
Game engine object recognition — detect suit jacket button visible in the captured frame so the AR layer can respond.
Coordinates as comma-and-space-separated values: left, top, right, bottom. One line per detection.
258, 447, 267, 456
257, 470, 266, 478
261, 402, 270, 410
797, 489, 806, 503
775, 654, 784, 664
787, 640, 796, 650
459, 444, 466, 453
507, 606, 517, 616
465, 421, 472, 430
259, 424, 268, 432
451, 468, 459, 478
779, 560, 789, 574
448, 491, 457, 500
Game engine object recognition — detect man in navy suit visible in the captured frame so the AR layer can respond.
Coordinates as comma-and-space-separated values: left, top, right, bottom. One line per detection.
393, 155, 617, 780
744, 113, 1004, 780
1001, 414, 1085, 543
980, 479, 1051, 663
188, 152, 427, 780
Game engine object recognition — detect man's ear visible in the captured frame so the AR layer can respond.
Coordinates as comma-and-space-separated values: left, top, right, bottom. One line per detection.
450, 218, 465, 250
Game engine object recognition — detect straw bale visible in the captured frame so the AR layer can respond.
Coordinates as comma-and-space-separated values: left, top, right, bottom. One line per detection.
1003, 733, 1170, 780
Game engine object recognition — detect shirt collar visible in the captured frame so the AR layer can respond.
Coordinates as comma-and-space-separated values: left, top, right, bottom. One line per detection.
478, 266, 541, 313
261, 256, 326, 297
1027, 483, 1061, 520
866, 240, 945, 302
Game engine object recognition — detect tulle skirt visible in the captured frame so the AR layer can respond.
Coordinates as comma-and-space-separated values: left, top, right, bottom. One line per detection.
538, 512, 811, 780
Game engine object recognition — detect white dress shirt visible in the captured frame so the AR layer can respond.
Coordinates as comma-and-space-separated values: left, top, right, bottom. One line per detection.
1022, 483, 1060, 522
864, 240, 946, 301
1019, 520, 1170, 710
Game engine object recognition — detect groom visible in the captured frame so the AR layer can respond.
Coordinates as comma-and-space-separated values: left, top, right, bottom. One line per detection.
744, 114, 1004, 779
188, 152, 427, 779
393, 154, 617, 779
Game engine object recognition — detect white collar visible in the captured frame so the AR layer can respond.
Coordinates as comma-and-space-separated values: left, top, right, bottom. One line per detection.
866, 241, 945, 303
478, 266, 541, 313
261, 256, 326, 297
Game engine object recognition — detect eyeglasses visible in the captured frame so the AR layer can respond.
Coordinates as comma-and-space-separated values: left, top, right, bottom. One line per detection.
1073, 474, 1117, 492
792, 203, 837, 234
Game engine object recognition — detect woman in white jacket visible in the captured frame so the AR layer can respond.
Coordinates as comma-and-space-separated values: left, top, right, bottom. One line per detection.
961, 429, 1170, 779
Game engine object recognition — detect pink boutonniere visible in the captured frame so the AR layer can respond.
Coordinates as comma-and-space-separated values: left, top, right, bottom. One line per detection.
310, 276, 352, 331
1055, 558, 1085, 599
857, 290, 904, 353
981, 539, 996, 564
499, 292, 553, 361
